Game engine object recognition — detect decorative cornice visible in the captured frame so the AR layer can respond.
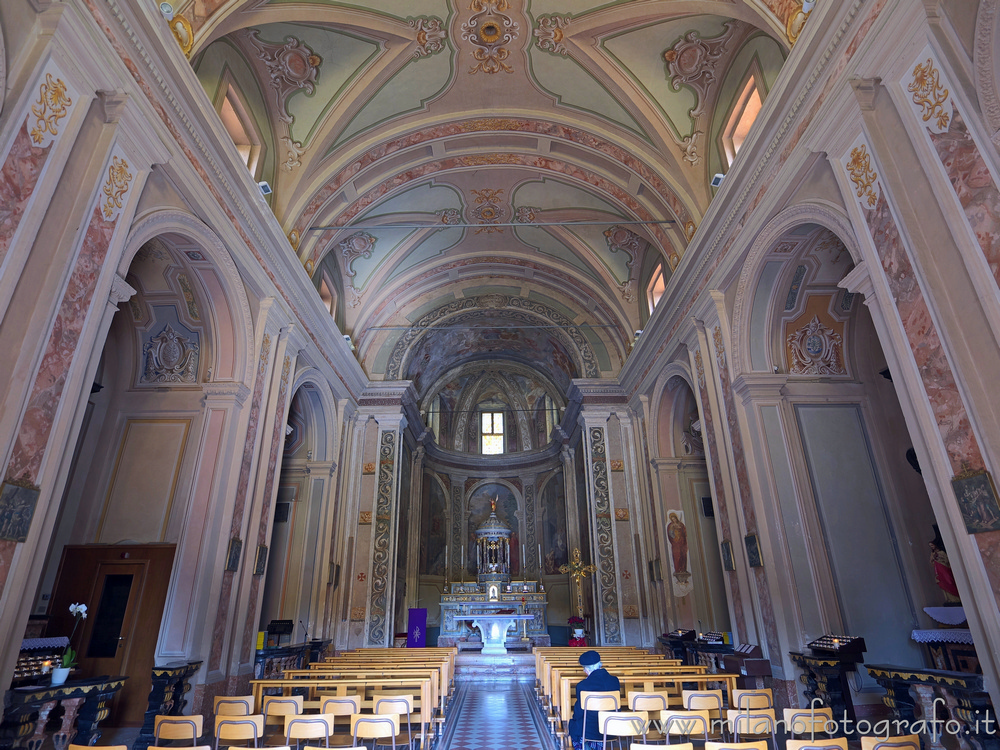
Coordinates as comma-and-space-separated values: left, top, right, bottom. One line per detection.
202, 381, 252, 405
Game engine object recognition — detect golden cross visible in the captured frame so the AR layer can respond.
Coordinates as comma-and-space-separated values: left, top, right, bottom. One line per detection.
560, 547, 597, 619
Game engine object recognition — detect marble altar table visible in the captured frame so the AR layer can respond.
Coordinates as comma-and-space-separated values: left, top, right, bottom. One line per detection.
455, 614, 533, 655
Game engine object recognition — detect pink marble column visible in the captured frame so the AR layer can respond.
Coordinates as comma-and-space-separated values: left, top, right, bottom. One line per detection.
209, 334, 272, 672
694, 348, 748, 643
0, 124, 54, 270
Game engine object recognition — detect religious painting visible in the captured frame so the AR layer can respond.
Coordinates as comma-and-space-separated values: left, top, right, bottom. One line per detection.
467, 483, 518, 576
420, 475, 448, 576
721, 540, 736, 572
0, 481, 39, 542
745, 533, 763, 568
225, 537, 242, 572
666, 510, 693, 597
951, 468, 1000, 534
253, 545, 268, 575
541, 478, 568, 574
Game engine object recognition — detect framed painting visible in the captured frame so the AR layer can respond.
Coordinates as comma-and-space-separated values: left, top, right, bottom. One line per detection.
0, 481, 40, 542
253, 544, 268, 575
951, 468, 1000, 534
721, 540, 735, 572
745, 533, 763, 568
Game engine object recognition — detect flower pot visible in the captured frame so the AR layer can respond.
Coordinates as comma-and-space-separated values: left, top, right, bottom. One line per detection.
572, 628, 585, 638
50, 667, 71, 686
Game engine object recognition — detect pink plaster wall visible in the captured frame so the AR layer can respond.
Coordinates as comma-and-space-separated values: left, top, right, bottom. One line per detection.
0, 124, 52, 270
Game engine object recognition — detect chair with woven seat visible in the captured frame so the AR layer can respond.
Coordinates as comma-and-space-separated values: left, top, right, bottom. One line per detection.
731, 689, 773, 710
726, 709, 776, 746
215, 696, 255, 717
782, 707, 835, 738
319, 696, 361, 748
284, 715, 336, 750
660, 709, 712, 743
860, 735, 920, 750
155, 715, 204, 746
350, 714, 399, 750
597, 710, 648, 750
787, 739, 849, 750
372, 694, 417, 750
580, 691, 621, 748
214, 714, 264, 750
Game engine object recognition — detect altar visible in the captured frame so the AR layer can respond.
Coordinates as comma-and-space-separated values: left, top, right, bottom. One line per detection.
438, 499, 550, 648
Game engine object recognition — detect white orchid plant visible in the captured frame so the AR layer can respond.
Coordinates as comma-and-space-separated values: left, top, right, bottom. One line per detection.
62, 602, 88, 668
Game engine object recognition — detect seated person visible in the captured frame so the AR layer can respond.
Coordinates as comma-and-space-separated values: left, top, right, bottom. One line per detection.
568, 650, 620, 750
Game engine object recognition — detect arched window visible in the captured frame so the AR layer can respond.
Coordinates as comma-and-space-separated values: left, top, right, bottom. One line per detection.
219, 84, 262, 176
647, 262, 666, 314
723, 73, 764, 167
481, 411, 505, 455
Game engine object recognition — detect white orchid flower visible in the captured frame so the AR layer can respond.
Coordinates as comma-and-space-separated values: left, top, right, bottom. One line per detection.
69, 602, 88, 618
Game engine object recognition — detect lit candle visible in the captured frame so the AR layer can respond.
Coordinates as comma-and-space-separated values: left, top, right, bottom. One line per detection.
538, 544, 542, 570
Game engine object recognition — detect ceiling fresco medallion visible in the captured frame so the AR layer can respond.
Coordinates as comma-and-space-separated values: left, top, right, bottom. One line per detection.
409, 17, 448, 58
246, 30, 322, 123
470, 188, 507, 233
534, 15, 571, 56
663, 23, 738, 119
462, 0, 519, 75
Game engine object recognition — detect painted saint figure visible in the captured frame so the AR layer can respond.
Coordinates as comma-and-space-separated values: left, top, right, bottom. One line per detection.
667, 511, 689, 576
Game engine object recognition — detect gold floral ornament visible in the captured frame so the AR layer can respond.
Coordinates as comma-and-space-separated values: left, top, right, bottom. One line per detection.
30, 73, 72, 145
846, 144, 879, 208
102, 156, 133, 220
908, 58, 951, 131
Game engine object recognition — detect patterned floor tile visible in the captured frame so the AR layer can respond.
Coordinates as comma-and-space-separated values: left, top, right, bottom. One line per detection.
438, 683, 555, 750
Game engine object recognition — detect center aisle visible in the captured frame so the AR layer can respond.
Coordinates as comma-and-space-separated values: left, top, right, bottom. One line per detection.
438, 682, 556, 750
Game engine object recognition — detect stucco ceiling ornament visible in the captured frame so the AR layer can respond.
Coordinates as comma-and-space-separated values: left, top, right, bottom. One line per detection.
348, 285, 363, 308
169, 14, 194, 57
339, 231, 376, 278
787, 315, 846, 375
437, 208, 462, 224
663, 22, 738, 119
246, 30, 322, 124
604, 225, 642, 272
409, 17, 448, 58
141, 324, 200, 384
785, 1, 814, 46
669, 129, 702, 166
515, 206, 538, 223
462, 0, 519, 75
281, 136, 305, 172
618, 279, 636, 304
534, 15, 571, 56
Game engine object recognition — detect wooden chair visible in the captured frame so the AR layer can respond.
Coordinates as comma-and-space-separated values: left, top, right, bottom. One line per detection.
787, 739, 849, 750
350, 714, 399, 750
726, 709, 776, 746
625, 693, 667, 743
681, 690, 725, 739
69, 746, 126, 750
318, 696, 361, 747
597, 710, 648, 750
262, 697, 303, 745
372, 694, 416, 749
154, 715, 204, 746
215, 696, 255, 716
144, 746, 212, 750
660, 709, 712, 743
214, 715, 264, 750
860, 735, 920, 750
731, 689, 772, 710
284, 715, 335, 750
705, 743, 768, 750
782, 707, 835, 738
580, 691, 621, 745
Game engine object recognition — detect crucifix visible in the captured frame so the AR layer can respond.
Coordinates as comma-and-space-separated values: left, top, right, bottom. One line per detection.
559, 547, 597, 619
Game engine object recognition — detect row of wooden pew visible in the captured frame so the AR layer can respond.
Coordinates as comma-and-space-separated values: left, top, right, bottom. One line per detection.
248, 646, 457, 750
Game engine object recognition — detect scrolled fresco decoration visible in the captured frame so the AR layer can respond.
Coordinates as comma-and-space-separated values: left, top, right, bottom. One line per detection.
339, 231, 376, 278
662, 22, 738, 118
141, 323, 200, 383
618, 279, 635, 303
787, 315, 846, 375
102, 156, 133, 220
534, 15, 571, 56
908, 58, 951, 131
846, 144, 879, 208
524, 483, 537, 575
281, 136, 305, 172
470, 188, 506, 233
367, 430, 397, 646
410, 17, 447, 58
437, 208, 462, 224
30, 73, 72, 146
462, 0, 519, 75
246, 30, 322, 124
589, 426, 622, 644
515, 206, 538, 223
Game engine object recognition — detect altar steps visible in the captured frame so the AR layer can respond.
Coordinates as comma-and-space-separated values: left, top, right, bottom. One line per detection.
454, 652, 535, 682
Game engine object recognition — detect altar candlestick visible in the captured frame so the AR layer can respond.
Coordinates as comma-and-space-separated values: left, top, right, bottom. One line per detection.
521, 544, 525, 573
538, 544, 542, 571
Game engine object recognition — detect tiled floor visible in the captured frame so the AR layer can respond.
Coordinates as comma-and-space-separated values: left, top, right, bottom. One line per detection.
439, 683, 555, 750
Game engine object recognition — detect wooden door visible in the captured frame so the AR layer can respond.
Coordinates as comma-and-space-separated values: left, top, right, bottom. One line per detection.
48, 544, 175, 726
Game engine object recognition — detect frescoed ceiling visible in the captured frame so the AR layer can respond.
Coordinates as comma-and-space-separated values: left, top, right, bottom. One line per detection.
173, 0, 806, 398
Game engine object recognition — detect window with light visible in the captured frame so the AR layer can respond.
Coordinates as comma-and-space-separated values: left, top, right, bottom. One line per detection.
481, 412, 504, 455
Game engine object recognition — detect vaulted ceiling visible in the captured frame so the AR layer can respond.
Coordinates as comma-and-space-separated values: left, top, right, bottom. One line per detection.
173, 0, 804, 396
